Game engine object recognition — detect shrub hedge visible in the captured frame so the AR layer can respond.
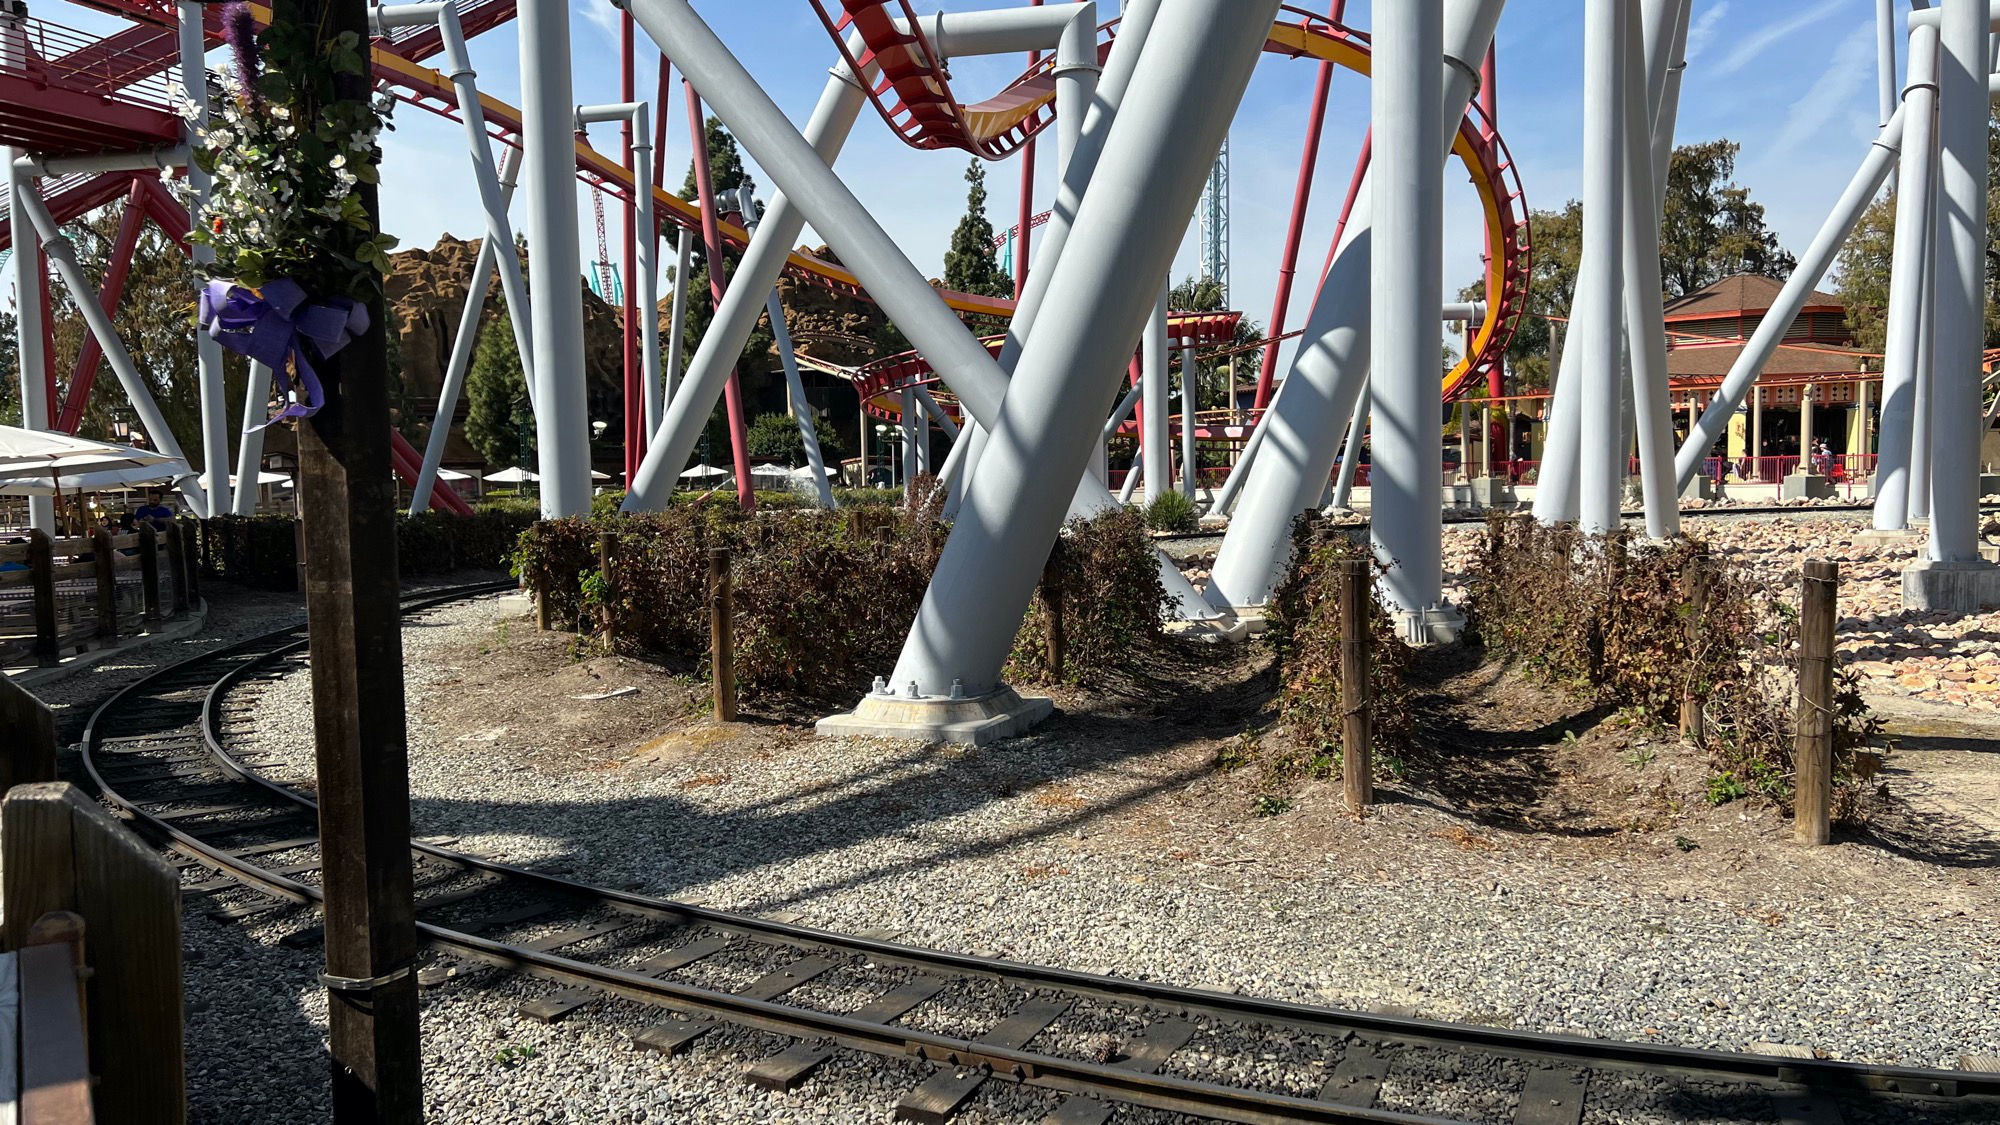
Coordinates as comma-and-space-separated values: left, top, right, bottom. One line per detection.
196, 510, 536, 589
1466, 515, 1882, 822
1006, 508, 1171, 687
518, 505, 1170, 703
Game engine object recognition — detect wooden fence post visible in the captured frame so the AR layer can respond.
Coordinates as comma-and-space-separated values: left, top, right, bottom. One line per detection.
1794, 560, 1838, 846
2, 782, 185, 1122
137, 525, 161, 624
596, 531, 618, 647
165, 517, 190, 614
709, 546, 737, 722
92, 527, 119, 642
1339, 558, 1375, 810
0, 674, 58, 792
180, 520, 200, 605
1680, 549, 1710, 741
27, 529, 57, 667
293, 516, 307, 594
17, 911, 94, 1125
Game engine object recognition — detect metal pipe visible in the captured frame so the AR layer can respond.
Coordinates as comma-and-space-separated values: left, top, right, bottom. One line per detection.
1207, 0, 1506, 609
1880, 0, 1902, 127
18, 187, 207, 514
1052, 4, 1100, 177
577, 101, 661, 458
230, 362, 273, 516
663, 227, 692, 411
1142, 280, 1171, 503
13, 147, 187, 178
739, 185, 834, 508
1909, 3, 2000, 29
1329, 384, 1369, 511
4, 144, 53, 532
1622, 0, 1680, 540
1180, 340, 1200, 499
884, 0, 1280, 697
1371, 0, 1449, 618
411, 142, 528, 514
1254, 32, 1336, 411
1928, 0, 1987, 561
180, 0, 228, 516
1675, 105, 1911, 488
1118, 454, 1143, 504
684, 84, 756, 511
519, 0, 590, 517
1577, 0, 1628, 535
1874, 23, 1941, 529
623, 53, 870, 511
1650, 0, 1691, 197
1910, 173, 1939, 522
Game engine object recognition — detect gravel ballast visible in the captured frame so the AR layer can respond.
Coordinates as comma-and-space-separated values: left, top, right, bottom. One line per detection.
158, 554, 2000, 1122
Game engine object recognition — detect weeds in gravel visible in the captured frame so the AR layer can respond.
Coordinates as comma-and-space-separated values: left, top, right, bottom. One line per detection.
493, 1044, 538, 1068
1467, 515, 1884, 824
1141, 490, 1200, 533
1252, 795, 1293, 817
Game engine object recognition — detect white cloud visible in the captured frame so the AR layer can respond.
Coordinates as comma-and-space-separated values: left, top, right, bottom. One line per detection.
1768, 21, 1877, 157
1682, 1, 1730, 64
1713, 5, 1829, 77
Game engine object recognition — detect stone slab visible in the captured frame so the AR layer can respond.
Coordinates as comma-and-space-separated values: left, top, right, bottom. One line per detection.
1781, 473, 1835, 501
1902, 558, 2000, 614
816, 686, 1054, 747
1470, 478, 1517, 507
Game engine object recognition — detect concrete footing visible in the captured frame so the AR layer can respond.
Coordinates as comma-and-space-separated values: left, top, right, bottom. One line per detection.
1393, 604, 1465, 646
1856, 528, 1923, 545
1782, 473, 1835, 501
1470, 477, 1517, 507
816, 685, 1053, 746
1902, 558, 2000, 614
1681, 475, 1716, 501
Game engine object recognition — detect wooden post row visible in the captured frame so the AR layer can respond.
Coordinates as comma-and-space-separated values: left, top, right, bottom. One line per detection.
1794, 560, 1838, 846
27, 529, 57, 667
1679, 549, 1709, 742
137, 526, 161, 624
596, 532, 618, 646
1338, 558, 1374, 810
1040, 540, 1066, 681
91, 528, 119, 642
710, 547, 737, 722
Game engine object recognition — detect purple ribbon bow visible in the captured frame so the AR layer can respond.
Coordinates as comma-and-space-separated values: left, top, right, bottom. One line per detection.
198, 277, 370, 429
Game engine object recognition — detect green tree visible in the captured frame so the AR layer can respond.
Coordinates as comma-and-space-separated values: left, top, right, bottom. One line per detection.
464, 300, 533, 469
680, 116, 748, 202
0, 308, 17, 426
745, 410, 844, 465
1659, 139, 1795, 297
1460, 201, 1580, 390
944, 160, 1010, 299
1835, 116, 2000, 360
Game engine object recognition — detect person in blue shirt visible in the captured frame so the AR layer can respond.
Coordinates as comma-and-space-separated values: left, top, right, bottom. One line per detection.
133, 491, 175, 528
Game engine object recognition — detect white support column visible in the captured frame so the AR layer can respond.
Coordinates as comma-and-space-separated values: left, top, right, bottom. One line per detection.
520, 0, 590, 517
663, 227, 692, 411
1911, 218, 1937, 522
1329, 384, 1369, 512
1142, 281, 1171, 504
180, 1, 229, 516
230, 362, 273, 515
4, 143, 53, 533
1578, 0, 1628, 534
1924, 0, 1990, 565
1622, 0, 1679, 541
1371, 0, 1450, 632
1875, 23, 1941, 530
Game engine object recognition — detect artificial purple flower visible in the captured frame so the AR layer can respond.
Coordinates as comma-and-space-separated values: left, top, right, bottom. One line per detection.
223, 2, 261, 110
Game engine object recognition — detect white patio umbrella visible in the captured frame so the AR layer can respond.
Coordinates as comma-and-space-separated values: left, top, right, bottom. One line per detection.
436, 468, 475, 481
679, 464, 731, 479
483, 466, 540, 484
0, 425, 130, 470
0, 460, 193, 496
228, 470, 292, 487
590, 470, 612, 480
0, 432, 177, 480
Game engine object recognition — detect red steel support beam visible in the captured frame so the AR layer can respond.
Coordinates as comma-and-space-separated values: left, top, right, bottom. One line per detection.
1253, 20, 1337, 413
55, 179, 149, 433
685, 81, 755, 511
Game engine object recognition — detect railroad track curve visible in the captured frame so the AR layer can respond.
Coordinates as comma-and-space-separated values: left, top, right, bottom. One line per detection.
81, 583, 1998, 1125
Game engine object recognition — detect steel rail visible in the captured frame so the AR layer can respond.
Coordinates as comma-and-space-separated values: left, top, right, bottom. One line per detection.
82, 583, 1998, 1123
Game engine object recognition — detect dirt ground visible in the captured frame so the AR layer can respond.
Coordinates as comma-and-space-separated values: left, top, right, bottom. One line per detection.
421, 596, 1995, 932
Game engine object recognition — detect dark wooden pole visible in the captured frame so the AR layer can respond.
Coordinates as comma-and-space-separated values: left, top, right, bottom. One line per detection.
180, 519, 200, 604
27, 529, 58, 666
1679, 549, 1709, 742
709, 546, 737, 721
596, 531, 618, 646
1338, 558, 1374, 809
137, 525, 161, 624
284, 0, 423, 1115
91, 527, 118, 642
165, 516, 190, 613
1794, 560, 1838, 846
1040, 540, 1066, 681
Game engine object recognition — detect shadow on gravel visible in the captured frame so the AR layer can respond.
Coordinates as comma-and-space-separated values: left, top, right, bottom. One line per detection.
1857, 804, 2000, 869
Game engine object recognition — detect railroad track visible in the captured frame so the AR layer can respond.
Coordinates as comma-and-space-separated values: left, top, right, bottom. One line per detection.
83, 583, 1999, 1124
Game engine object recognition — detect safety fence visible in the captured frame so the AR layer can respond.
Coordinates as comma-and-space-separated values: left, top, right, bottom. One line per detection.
194, 511, 536, 590
0, 522, 194, 669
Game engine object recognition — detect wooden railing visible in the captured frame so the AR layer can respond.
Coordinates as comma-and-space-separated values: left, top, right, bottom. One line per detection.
0, 520, 200, 669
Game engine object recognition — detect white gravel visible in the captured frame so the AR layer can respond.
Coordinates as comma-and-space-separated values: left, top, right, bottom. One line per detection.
172, 588, 2000, 1123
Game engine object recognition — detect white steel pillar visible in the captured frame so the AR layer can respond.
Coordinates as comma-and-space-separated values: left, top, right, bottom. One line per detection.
180, 1, 230, 516
1926, 0, 1989, 562
519, 0, 591, 517
4, 145, 53, 533
231, 362, 272, 515
663, 227, 693, 411
1578, 0, 1627, 534
1371, 0, 1448, 628
1142, 280, 1171, 503
1875, 23, 1941, 530
1180, 339, 1199, 499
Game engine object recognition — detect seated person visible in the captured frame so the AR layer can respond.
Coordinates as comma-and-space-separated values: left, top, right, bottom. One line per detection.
133, 491, 176, 528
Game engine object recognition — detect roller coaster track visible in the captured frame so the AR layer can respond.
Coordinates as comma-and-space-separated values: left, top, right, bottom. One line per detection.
81, 582, 1999, 1125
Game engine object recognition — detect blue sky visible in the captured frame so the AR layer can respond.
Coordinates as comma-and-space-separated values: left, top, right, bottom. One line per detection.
52, 0, 1893, 366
